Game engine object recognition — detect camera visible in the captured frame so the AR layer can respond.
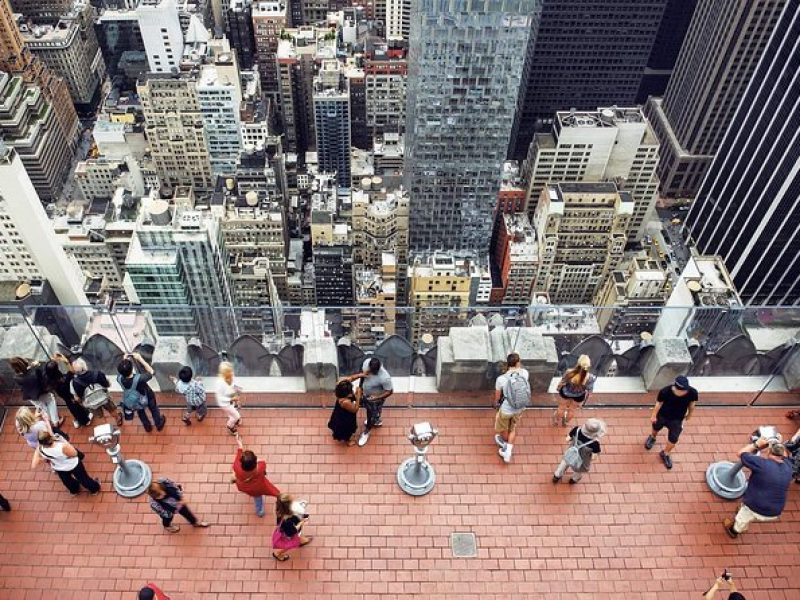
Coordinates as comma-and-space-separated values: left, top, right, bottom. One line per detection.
721, 569, 731, 582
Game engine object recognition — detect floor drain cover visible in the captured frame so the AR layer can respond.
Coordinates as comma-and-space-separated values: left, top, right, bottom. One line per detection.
450, 532, 477, 558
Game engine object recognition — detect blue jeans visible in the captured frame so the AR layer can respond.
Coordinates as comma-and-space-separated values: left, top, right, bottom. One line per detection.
253, 495, 265, 517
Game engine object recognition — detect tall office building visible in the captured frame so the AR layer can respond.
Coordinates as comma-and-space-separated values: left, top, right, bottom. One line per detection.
313, 59, 351, 188
508, 0, 666, 160
636, 0, 698, 103
0, 0, 78, 159
20, 2, 105, 110
95, 7, 147, 89
137, 0, 185, 73
533, 183, 632, 304
346, 64, 369, 151
685, 1, 800, 305
252, 1, 287, 102
645, 0, 787, 198
0, 72, 74, 200
522, 107, 660, 242
226, 0, 256, 69
385, 0, 410, 41
138, 73, 215, 193
405, 0, 539, 253
9, 0, 71, 23
0, 143, 89, 305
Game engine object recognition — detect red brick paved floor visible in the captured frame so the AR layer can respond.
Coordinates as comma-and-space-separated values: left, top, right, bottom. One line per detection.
0, 405, 799, 600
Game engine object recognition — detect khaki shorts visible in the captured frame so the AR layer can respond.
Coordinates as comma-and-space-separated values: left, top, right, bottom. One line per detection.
495, 409, 522, 434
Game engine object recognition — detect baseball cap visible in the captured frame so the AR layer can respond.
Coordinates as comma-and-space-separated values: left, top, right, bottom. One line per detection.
674, 375, 690, 390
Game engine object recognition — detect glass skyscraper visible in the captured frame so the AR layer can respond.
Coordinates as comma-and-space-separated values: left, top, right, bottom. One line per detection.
404, 0, 541, 253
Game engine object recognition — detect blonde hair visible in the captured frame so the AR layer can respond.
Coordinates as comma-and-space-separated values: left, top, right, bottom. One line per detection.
275, 493, 294, 521
218, 361, 234, 377
15, 406, 37, 434
565, 355, 591, 386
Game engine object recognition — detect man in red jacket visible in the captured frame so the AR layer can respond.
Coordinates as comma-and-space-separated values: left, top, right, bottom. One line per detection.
231, 433, 281, 517
138, 583, 169, 599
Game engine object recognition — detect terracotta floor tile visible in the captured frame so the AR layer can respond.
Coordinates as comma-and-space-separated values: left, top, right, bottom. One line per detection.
0, 404, 799, 599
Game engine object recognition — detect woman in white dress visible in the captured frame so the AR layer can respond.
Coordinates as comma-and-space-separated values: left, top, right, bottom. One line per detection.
215, 361, 242, 435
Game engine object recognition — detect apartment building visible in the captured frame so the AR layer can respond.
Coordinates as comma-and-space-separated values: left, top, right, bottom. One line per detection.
364, 43, 406, 137
252, 0, 287, 102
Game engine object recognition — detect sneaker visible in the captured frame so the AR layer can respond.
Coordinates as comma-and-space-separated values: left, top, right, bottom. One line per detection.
723, 518, 738, 538
86, 412, 94, 424
357, 430, 371, 447
143, 424, 153, 433
192, 521, 210, 528
182, 417, 191, 426
90, 480, 101, 496
156, 417, 167, 432
644, 435, 656, 450
498, 448, 512, 463
551, 475, 561, 484
373, 420, 384, 428
494, 434, 507, 449
72, 420, 81, 429
568, 479, 579, 485
660, 450, 673, 470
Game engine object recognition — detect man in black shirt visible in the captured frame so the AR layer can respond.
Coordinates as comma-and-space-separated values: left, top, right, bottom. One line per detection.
644, 375, 698, 469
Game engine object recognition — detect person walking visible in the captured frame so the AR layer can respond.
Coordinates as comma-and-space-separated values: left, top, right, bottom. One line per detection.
10, 357, 62, 426
15, 406, 54, 449
328, 380, 361, 445
552, 418, 606, 484
493, 353, 531, 464
644, 375, 698, 469
45, 354, 92, 429
271, 493, 312, 561
554, 355, 595, 427
723, 438, 792, 539
215, 362, 242, 435
147, 478, 209, 533
31, 430, 100, 496
138, 584, 170, 600
340, 357, 393, 447
171, 366, 208, 426
230, 433, 281, 517
71, 358, 123, 427
117, 353, 166, 432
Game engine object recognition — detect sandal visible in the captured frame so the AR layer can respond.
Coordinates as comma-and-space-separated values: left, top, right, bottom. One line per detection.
272, 552, 290, 561
164, 525, 181, 533
300, 536, 314, 546
193, 521, 210, 528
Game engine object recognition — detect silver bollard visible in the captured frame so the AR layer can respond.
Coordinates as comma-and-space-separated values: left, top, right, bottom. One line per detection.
397, 422, 438, 496
89, 423, 152, 498
706, 425, 781, 500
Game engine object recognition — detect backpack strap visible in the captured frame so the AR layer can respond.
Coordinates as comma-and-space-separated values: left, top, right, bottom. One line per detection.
572, 431, 595, 451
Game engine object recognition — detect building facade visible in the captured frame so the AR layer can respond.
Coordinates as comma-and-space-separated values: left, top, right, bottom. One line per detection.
252, 1, 287, 102
533, 183, 632, 304
136, 0, 184, 74
364, 44, 406, 137
509, 0, 666, 160
645, 0, 788, 198
404, 0, 539, 253
523, 107, 660, 242
385, 0, 410, 41
226, 0, 256, 69
685, 1, 800, 305
313, 60, 351, 188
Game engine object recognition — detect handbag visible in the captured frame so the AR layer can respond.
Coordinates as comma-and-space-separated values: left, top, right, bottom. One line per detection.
558, 380, 586, 400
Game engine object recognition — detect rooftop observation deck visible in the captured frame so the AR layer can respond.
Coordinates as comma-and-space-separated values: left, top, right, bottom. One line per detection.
0, 400, 798, 599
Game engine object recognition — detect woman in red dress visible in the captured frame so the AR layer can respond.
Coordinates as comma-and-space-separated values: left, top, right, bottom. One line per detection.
230, 433, 281, 517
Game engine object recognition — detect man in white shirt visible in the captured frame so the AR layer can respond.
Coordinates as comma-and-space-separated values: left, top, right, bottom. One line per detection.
493, 353, 530, 463
340, 357, 394, 447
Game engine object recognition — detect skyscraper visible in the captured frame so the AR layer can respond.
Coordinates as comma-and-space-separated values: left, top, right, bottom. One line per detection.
685, 0, 800, 305
313, 60, 351, 188
635, 0, 698, 103
385, 0, 410, 41
137, 0, 184, 74
645, 0, 787, 198
405, 0, 540, 253
252, 0, 287, 103
508, 0, 666, 160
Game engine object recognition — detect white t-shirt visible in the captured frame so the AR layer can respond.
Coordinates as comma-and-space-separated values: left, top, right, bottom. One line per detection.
215, 378, 237, 407
495, 368, 530, 415
39, 442, 79, 472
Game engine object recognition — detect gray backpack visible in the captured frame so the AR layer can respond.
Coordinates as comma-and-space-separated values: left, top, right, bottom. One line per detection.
564, 433, 594, 470
502, 371, 531, 410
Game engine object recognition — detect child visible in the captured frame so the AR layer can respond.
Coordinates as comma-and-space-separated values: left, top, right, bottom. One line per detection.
171, 366, 207, 426
215, 362, 242, 435
272, 493, 312, 561
147, 478, 209, 533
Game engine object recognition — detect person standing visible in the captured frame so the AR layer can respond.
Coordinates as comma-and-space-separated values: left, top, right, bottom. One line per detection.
554, 355, 595, 427
328, 380, 361, 445
147, 478, 209, 533
552, 418, 606, 484
723, 438, 792, 539
117, 353, 166, 432
215, 362, 242, 435
45, 354, 92, 429
230, 433, 281, 517
271, 493, 312, 561
31, 430, 100, 496
71, 358, 123, 427
171, 366, 208, 426
493, 353, 531, 464
703, 572, 745, 600
9, 357, 61, 426
644, 375, 698, 469
340, 358, 393, 447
